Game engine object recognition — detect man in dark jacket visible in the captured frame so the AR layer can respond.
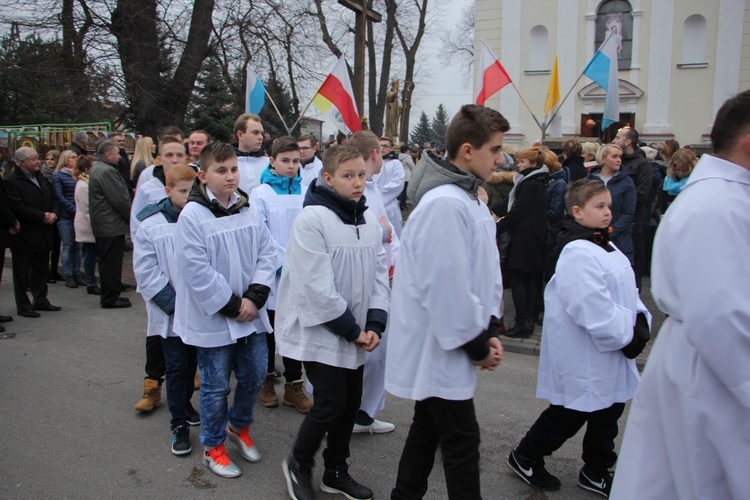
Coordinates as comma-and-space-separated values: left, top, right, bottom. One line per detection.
613, 127, 652, 290
69, 131, 88, 157
90, 140, 132, 309
108, 132, 133, 189
4, 147, 61, 317
0, 181, 19, 328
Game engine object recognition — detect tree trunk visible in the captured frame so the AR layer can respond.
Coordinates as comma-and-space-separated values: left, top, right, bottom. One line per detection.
366, 0, 396, 136
111, 0, 214, 137
395, 0, 428, 144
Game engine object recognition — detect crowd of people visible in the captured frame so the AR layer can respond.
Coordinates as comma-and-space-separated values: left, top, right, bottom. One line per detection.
0, 88, 748, 500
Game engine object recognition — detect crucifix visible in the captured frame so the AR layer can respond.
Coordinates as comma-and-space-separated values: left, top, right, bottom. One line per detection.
338, 0, 381, 117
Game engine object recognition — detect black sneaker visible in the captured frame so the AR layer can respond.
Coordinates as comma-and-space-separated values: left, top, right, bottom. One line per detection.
282, 456, 315, 500
507, 448, 561, 491
321, 463, 372, 500
186, 403, 200, 426
171, 425, 192, 456
578, 466, 612, 497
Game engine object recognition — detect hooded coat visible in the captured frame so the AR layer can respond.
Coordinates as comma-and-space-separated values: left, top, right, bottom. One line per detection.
386, 152, 503, 401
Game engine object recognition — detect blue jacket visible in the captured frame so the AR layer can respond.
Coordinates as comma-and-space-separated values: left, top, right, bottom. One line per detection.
546, 169, 568, 237
588, 166, 636, 262
52, 169, 77, 219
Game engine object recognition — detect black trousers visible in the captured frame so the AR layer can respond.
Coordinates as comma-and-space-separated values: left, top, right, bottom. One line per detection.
517, 403, 626, 474
507, 269, 538, 323
632, 205, 645, 291
12, 250, 50, 313
96, 234, 124, 305
293, 362, 363, 470
265, 310, 303, 381
145, 335, 166, 383
391, 398, 482, 500
49, 224, 61, 277
399, 182, 409, 208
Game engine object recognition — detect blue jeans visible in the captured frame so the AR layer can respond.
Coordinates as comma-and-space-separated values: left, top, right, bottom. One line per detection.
162, 336, 197, 429
81, 243, 97, 286
196, 334, 267, 447
57, 218, 81, 277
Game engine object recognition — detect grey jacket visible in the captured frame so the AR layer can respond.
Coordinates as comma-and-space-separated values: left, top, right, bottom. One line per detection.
89, 158, 131, 238
407, 150, 483, 207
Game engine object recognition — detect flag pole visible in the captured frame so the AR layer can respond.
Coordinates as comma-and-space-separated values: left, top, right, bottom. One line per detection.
290, 74, 333, 133
510, 81, 544, 131
264, 89, 290, 135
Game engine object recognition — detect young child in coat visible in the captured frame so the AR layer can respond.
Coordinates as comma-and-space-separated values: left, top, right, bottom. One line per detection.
385, 104, 507, 499
277, 144, 390, 500
507, 179, 650, 498
173, 142, 277, 479
250, 136, 312, 413
133, 164, 198, 455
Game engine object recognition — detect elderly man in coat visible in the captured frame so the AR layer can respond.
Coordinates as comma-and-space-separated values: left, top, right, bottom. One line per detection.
611, 90, 750, 499
4, 147, 61, 317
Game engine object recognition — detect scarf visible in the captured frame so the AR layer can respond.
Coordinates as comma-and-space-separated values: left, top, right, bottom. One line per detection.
663, 175, 687, 196
507, 166, 549, 210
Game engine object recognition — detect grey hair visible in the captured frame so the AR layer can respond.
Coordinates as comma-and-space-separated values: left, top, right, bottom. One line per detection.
97, 140, 118, 156
107, 131, 124, 138
73, 131, 88, 143
13, 146, 36, 164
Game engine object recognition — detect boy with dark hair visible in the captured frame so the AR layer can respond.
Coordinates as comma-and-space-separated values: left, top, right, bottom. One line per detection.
386, 104, 507, 499
278, 144, 390, 500
174, 142, 277, 478
507, 179, 649, 497
133, 164, 198, 455
298, 135, 323, 187
250, 136, 312, 413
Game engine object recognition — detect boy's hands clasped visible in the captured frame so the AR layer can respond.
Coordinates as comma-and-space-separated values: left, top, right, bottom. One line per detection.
355, 330, 380, 352
235, 298, 258, 322
474, 337, 503, 371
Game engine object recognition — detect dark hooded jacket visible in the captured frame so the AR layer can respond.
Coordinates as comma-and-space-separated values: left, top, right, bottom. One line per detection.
588, 166, 636, 262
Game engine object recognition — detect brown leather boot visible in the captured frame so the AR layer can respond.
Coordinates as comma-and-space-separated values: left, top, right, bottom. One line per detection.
283, 380, 313, 414
134, 379, 162, 412
259, 374, 278, 407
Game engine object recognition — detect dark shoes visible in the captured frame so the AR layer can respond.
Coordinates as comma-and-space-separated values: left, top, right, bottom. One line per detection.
74, 274, 87, 286
186, 403, 201, 427
321, 463, 373, 500
32, 302, 61, 312
578, 466, 612, 498
87, 286, 101, 295
120, 283, 135, 292
0, 315, 13, 323
65, 276, 78, 288
18, 310, 40, 318
101, 298, 131, 309
282, 456, 315, 500
507, 449, 561, 491
504, 319, 535, 339
171, 425, 192, 456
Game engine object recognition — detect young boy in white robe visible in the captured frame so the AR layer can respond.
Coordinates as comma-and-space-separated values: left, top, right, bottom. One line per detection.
348, 130, 398, 435
173, 142, 277, 479
385, 105, 506, 500
250, 136, 312, 413
133, 164, 197, 455
130, 136, 189, 413
507, 179, 650, 498
371, 136, 405, 237
277, 145, 390, 500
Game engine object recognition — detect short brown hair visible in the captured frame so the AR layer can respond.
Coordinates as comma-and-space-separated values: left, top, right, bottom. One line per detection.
166, 164, 197, 187
445, 105, 510, 159
159, 136, 183, 149
667, 148, 697, 178
561, 139, 582, 157
711, 89, 750, 155
322, 144, 363, 175
158, 125, 183, 142
271, 136, 300, 158
516, 147, 546, 167
298, 135, 318, 147
379, 137, 393, 146
348, 131, 380, 161
199, 142, 236, 172
189, 129, 211, 141
565, 179, 609, 214
233, 113, 262, 136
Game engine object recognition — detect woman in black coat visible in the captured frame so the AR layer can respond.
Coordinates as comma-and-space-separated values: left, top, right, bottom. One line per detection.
496, 147, 549, 338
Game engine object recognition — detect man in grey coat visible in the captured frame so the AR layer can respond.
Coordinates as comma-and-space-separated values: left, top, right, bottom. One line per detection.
89, 140, 132, 308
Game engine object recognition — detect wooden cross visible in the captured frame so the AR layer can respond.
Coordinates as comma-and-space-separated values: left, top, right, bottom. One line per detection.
338, 0, 381, 118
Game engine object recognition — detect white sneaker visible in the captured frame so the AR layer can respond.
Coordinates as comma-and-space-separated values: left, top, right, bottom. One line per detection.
352, 419, 395, 434
202, 444, 242, 478
226, 424, 261, 462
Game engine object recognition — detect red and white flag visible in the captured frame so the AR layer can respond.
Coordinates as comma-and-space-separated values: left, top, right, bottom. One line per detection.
312, 56, 362, 135
475, 40, 512, 106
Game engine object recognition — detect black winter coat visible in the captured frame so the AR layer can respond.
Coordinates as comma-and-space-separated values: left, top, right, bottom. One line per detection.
0, 181, 18, 249
4, 167, 55, 253
562, 155, 588, 182
496, 167, 549, 273
546, 169, 568, 236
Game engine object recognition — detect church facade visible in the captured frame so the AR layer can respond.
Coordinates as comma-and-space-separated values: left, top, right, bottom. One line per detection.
474, 0, 750, 146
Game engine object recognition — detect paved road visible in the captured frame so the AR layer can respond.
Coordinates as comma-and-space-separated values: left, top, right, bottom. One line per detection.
0, 260, 632, 500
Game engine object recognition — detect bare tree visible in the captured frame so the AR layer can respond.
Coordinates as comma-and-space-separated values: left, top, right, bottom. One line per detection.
395, 0, 429, 144
443, 2, 474, 84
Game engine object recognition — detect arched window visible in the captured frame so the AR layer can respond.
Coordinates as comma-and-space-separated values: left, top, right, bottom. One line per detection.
528, 25, 549, 71
595, 0, 633, 70
681, 14, 707, 64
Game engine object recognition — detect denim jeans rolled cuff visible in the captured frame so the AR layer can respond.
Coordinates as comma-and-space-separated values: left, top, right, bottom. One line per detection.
162, 336, 197, 429
58, 218, 82, 277
197, 334, 267, 448
81, 243, 97, 286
